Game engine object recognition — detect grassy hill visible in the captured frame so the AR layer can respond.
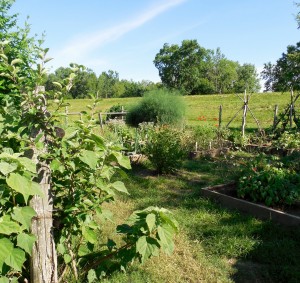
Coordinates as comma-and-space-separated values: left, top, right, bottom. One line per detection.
64, 92, 295, 130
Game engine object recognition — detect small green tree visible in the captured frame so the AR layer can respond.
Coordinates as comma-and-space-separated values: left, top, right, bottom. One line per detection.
145, 126, 186, 174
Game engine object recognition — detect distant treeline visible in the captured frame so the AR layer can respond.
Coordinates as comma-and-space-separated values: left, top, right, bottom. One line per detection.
45, 39, 300, 98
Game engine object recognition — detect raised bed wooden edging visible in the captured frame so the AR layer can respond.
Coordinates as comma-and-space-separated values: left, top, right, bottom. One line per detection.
201, 183, 300, 226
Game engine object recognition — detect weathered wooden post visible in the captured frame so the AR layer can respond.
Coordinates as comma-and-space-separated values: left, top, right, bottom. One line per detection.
241, 90, 248, 137
218, 105, 222, 128
121, 106, 124, 121
273, 105, 278, 129
64, 106, 68, 126
290, 89, 294, 128
98, 113, 104, 131
30, 86, 58, 283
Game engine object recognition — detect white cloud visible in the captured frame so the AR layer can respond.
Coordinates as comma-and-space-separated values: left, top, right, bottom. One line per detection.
54, 0, 187, 65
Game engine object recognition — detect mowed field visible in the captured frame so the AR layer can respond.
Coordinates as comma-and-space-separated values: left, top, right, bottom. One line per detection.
64, 92, 295, 130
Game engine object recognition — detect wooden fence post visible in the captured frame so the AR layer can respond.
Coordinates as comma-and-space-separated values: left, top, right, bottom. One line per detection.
218, 105, 222, 128
98, 113, 104, 131
273, 105, 278, 129
64, 106, 68, 126
241, 90, 248, 137
30, 86, 57, 283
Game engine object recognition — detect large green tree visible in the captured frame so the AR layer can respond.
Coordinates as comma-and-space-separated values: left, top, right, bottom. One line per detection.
153, 40, 214, 94
154, 40, 260, 95
261, 42, 300, 92
45, 65, 97, 98
97, 69, 119, 98
234, 63, 260, 93
209, 48, 239, 94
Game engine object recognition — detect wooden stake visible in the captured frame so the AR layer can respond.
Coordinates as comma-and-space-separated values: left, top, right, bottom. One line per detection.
273, 105, 278, 129
219, 105, 222, 128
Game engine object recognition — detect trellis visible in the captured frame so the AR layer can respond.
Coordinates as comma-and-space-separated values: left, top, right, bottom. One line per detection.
225, 90, 262, 137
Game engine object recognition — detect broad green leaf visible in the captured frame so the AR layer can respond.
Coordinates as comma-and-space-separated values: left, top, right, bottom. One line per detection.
159, 211, 179, 233
6, 173, 43, 203
50, 159, 61, 171
0, 277, 9, 283
17, 233, 36, 255
0, 238, 14, 262
52, 81, 62, 89
82, 227, 97, 244
136, 236, 160, 263
57, 243, 66, 255
12, 206, 36, 230
18, 157, 36, 173
4, 248, 26, 271
89, 134, 105, 149
0, 218, 21, 235
0, 162, 17, 175
157, 225, 175, 255
63, 254, 72, 264
44, 57, 53, 63
146, 213, 156, 232
87, 269, 97, 283
79, 150, 98, 169
11, 59, 22, 65
78, 245, 92, 257
111, 152, 131, 169
111, 181, 129, 194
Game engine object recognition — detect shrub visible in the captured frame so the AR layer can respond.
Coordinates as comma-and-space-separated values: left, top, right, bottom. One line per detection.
126, 89, 186, 127
273, 131, 300, 149
238, 155, 300, 206
145, 126, 186, 174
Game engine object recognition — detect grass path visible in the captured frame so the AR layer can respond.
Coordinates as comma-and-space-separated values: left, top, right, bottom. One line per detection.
101, 155, 300, 283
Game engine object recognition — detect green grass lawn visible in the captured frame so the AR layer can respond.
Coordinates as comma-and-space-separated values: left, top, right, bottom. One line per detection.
62, 92, 296, 130
96, 154, 300, 283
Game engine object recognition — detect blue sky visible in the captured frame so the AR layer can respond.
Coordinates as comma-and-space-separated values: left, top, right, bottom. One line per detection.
11, 0, 300, 84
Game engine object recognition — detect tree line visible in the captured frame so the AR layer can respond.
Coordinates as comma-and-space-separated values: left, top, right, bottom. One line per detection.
45, 67, 161, 99
44, 11, 300, 98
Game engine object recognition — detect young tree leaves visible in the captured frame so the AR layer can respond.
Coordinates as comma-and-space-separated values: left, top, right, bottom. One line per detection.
17, 233, 36, 255
6, 173, 43, 203
136, 236, 160, 263
11, 206, 36, 231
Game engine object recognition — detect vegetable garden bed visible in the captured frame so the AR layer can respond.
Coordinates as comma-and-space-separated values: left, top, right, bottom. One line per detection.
201, 182, 300, 226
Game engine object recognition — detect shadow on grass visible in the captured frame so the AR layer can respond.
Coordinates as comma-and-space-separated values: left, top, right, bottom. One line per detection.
121, 157, 300, 283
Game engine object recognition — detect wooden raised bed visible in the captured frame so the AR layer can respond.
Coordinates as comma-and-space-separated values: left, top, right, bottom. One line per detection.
201, 183, 300, 226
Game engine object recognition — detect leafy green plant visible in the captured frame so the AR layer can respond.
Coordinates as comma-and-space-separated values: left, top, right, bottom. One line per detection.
273, 131, 300, 149
126, 89, 186, 127
145, 126, 186, 174
238, 155, 300, 206
0, 38, 178, 283
85, 207, 179, 281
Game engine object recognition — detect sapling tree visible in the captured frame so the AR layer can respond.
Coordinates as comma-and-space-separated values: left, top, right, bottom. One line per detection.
0, 4, 178, 282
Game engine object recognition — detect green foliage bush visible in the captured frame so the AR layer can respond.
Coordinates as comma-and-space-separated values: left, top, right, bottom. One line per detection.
238, 155, 300, 206
126, 89, 186, 127
145, 126, 186, 174
273, 131, 300, 149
